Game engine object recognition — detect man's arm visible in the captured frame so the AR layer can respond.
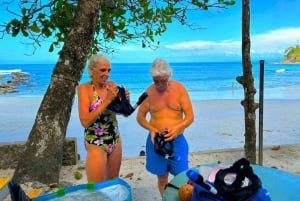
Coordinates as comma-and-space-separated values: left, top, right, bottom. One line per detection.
136, 98, 159, 142
179, 85, 194, 130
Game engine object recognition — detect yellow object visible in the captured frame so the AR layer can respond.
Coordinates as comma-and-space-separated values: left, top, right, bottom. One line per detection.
0, 178, 10, 201
74, 171, 83, 180
28, 188, 43, 199
178, 184, 194, 201
0, 178, 9, 189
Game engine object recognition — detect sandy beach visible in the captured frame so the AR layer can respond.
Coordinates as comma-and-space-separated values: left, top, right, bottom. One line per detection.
1, 97, 300, 158
0, 97, 300, 200
1, 144, 300, 201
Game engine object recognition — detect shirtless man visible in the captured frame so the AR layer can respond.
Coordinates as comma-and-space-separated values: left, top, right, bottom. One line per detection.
137, 58, 194, 196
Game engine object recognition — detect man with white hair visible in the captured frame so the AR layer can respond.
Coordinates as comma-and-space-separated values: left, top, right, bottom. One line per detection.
137, 58, 194, 196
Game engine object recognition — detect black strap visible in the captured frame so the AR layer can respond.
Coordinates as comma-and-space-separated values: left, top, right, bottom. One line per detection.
165, 183, 180, 190
214, 158, 262, 201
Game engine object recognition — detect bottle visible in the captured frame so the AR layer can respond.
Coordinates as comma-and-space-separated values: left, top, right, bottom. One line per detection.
186, 169, 218, 195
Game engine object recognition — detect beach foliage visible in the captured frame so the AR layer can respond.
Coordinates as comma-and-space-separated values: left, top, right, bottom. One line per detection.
285, 45, 300, 55
283, 45, 300, 63
1, 0, 235, 56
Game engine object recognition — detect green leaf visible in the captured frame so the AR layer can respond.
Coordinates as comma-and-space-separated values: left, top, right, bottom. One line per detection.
21, 27, 29, 37
118, 20, 126, 30
21, 8, 27, 15
11, 19, 20, 26
165, 16, 172, 23
12, 27, 20, 37
49, 44, 54, 52
29, 24, 41, 33
38, 13, 46, 19
42, 27, 52, 37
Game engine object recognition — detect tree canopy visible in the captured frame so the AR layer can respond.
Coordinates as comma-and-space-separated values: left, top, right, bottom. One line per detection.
1, 0, 235, 56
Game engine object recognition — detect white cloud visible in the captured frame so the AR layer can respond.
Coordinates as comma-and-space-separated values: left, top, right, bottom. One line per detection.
94, 27, 300, 62
164, 27, 300, 58
165, 40, 238, 50
251, 27, 300, 54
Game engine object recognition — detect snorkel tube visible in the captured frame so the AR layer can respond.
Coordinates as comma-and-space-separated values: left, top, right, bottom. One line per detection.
128, 92, 148, 115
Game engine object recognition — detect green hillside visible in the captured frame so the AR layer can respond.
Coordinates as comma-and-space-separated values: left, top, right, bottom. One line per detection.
282, 45, 300, 63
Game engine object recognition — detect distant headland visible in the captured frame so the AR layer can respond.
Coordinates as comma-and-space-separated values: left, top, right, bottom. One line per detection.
281, 45, 300, 64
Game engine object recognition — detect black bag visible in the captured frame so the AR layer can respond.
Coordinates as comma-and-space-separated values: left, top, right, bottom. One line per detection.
189, 158, 272, 201
107, 86, 148, 116
214, 158, 269, 201
8, 180, 31, 201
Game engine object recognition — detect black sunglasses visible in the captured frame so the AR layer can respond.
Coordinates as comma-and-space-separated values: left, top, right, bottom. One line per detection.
98, 68, 111, 73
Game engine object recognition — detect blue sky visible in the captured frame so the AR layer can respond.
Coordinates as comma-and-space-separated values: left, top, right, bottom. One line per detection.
1, 0, 300, 64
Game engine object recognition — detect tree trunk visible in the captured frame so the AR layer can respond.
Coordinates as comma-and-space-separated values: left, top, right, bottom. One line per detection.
237, 0, 259, 164
13, 0, 101, 184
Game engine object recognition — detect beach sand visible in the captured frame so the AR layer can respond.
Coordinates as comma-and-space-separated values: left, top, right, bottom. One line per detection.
1, 144, 300, 201
1, 97, 300, 158
0, 97, 300, 200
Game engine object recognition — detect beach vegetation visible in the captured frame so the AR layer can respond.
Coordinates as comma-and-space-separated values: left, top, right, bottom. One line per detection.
1, 0, 236, 184
282, 45, 300, 63
1, 0, 235, 56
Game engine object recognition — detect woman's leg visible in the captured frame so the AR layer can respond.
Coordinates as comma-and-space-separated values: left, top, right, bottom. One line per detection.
85, 143, 107, 182
107, 139, 122, 179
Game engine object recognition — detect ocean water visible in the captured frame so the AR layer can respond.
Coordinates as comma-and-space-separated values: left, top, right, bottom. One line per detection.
1, 61, 300, 159
1, 61, 300, 101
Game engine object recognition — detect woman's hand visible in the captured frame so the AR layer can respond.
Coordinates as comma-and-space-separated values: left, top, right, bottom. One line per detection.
106, 81, 119, 103
120, 85, 130, 101
125, 89, 130, 101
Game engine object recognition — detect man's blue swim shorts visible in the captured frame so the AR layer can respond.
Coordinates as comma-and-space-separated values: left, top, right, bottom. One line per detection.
145, 133, 189, 176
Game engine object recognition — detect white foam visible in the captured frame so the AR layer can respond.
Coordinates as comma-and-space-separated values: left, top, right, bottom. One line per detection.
275, 68, 285, 73
0, 69, 22, 75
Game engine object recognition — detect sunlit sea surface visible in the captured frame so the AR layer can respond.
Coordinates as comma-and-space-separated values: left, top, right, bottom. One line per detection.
2, 61, 300, 159
1, 61, 300, 101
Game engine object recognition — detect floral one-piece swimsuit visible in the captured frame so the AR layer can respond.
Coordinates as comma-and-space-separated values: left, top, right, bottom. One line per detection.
84, 84, 120, 154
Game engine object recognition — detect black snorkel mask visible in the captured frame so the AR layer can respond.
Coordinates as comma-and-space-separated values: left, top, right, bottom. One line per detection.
154, 131, 178, 161
107, 86, 148, 116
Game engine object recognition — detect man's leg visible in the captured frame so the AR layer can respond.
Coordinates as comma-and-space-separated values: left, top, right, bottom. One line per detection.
157, 173, 168, 196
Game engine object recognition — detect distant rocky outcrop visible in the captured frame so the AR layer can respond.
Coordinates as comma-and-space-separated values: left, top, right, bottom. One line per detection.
281, 45, 300, 64
0, 71, 30, 94
281, 53, 300, 64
